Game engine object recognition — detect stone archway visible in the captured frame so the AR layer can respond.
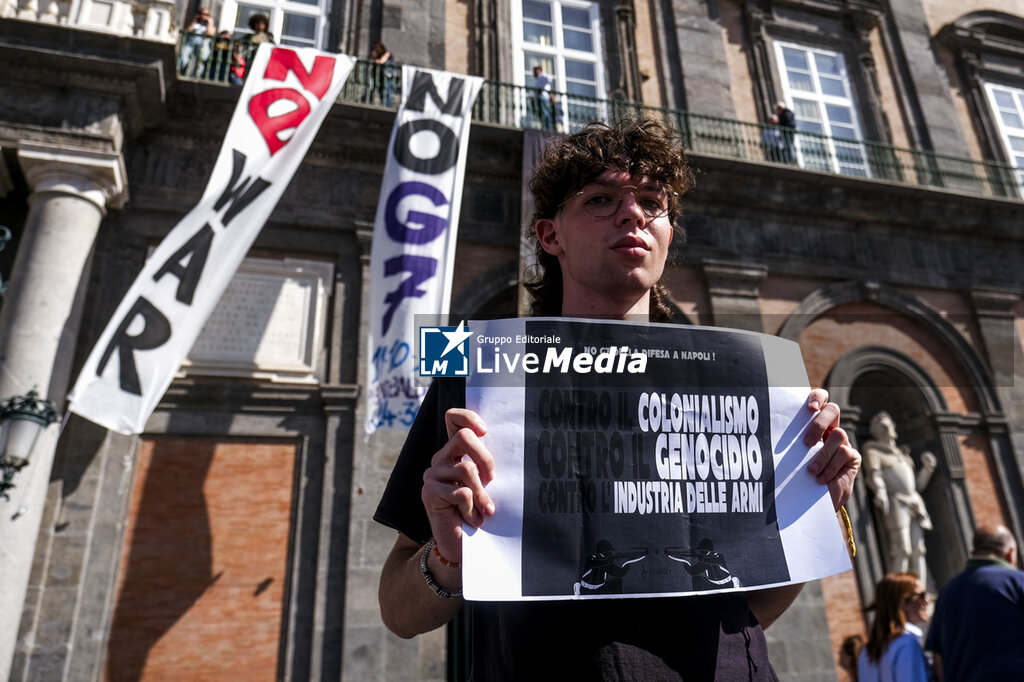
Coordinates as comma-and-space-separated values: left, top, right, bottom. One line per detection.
828, 346, 972, 599
777, 280, 1014, 593
777, 281, 1000, 413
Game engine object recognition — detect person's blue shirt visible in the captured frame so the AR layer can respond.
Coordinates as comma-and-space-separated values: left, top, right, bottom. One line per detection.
858, 622, 929, 682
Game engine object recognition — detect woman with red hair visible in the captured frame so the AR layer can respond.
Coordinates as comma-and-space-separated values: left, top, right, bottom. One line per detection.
859, 572, 931, 681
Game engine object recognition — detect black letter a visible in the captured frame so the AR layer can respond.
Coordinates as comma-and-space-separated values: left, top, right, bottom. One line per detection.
152, 224, 214, 304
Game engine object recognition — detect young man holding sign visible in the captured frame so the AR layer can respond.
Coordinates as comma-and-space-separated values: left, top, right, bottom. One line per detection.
375, 118, 860, 679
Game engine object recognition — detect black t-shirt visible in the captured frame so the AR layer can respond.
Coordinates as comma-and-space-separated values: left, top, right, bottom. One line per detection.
374, 379, 779, 681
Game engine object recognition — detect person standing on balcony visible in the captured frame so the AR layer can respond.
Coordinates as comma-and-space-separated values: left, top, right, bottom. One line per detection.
213, 30, 240, 84
369, 41, 397, 107
178, 8, 216, 76
375, 117, 861, 679
248, 14, 275, 44
229, 38, 247, 86
532, 65, 555, 131
761, 114, 784, 162
775, 101, 797, 163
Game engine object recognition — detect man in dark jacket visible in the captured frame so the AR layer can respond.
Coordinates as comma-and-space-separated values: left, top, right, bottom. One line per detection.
775, 101, 797, 163
926, 524, 1024, 682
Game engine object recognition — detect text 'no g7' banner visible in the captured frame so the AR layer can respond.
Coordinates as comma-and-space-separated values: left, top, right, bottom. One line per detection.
365, 66, 483, 434
69, 45, 354, 434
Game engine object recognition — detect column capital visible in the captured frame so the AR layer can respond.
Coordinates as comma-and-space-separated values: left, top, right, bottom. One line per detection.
702, 260, 767, 332
17, 141, 128, 212
971, 288, 1020, 316
702, 259, 767, 299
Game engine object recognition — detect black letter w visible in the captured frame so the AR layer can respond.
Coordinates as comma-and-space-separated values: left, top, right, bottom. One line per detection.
214, 149, 272, 227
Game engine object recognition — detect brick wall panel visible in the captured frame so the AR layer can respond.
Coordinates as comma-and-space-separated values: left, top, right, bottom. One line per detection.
105, 438, 296, 682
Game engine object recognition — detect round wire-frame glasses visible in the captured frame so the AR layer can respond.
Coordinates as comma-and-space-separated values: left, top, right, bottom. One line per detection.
558, 183, 675, 219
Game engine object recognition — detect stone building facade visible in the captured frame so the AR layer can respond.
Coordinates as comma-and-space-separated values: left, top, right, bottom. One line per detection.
0, 0, 1022, 680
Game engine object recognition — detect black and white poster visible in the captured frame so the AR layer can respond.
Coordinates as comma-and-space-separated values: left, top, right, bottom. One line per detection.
462, 318, 850, 601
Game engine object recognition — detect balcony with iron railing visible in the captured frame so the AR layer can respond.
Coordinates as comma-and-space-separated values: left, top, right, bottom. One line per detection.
177, 35, 1024, 204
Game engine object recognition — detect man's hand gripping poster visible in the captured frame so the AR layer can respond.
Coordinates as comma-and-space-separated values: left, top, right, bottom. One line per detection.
459, 318, 851, 600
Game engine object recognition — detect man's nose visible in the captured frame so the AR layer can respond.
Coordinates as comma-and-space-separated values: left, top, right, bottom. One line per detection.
617, 189, 647, 225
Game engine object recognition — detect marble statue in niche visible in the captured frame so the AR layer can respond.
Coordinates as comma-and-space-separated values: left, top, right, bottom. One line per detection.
862, 411, 937, 583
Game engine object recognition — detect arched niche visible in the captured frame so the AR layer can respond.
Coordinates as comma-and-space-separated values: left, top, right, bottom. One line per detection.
829, 347, 972, 598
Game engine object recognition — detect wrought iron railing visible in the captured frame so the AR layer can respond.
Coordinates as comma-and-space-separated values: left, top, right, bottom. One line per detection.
177, 38, 1024, 202
176, 32, 254, 84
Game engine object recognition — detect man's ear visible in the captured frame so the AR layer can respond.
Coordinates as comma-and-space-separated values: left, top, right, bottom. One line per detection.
535, 219, 563, 257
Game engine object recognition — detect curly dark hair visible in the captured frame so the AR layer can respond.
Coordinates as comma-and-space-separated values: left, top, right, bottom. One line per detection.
524, 118, 694, 321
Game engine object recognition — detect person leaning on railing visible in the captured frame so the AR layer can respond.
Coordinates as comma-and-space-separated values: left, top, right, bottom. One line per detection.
367, 41, 397, 107
178, 7, 216, 76
204, 30, 247, 86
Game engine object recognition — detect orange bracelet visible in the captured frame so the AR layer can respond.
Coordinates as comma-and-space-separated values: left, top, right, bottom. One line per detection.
420, 538, 462, 598
432, 541, 461, 568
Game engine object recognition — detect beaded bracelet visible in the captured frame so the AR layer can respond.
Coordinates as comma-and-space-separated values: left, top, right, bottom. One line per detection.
420, 538, 463, 599
432, 540, 461, 568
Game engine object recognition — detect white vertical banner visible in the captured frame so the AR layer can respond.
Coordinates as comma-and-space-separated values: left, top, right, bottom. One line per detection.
365, 66, 483, 433
68, 45, 355, 434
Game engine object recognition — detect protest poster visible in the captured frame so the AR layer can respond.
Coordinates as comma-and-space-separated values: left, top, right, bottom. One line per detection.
459, 317, 851, 600
365, 66, 483, 435
69, 45, 354, 434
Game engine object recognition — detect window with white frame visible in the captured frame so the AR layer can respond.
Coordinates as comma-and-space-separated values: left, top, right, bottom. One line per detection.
512, 0, 606, 130
984, 82, 1024, 192
774, 42, 869, 177
221, 0, 325, 48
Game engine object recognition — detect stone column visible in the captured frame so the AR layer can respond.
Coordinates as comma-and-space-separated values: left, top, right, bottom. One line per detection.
343, 223, 446, 681
930, 412, 973, 575
0, 141, 126, 680
969, 289, 1024, 548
